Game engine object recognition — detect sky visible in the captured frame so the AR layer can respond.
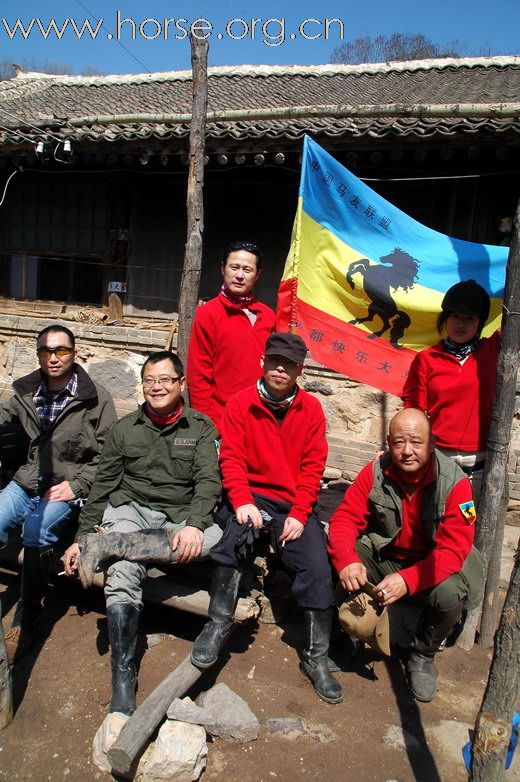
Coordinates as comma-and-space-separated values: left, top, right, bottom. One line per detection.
0, 0, 519, 75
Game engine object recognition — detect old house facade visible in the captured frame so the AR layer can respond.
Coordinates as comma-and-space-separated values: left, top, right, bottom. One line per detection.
0, 56, 518, 495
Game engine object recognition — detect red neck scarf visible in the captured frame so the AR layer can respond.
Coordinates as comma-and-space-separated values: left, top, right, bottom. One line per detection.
220, 284, 255, 309
145, 401, 183, 426
387, 457, 435, 491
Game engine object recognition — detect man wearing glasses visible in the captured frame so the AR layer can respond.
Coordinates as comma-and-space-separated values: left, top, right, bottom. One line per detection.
0, 324, 116, 663
187, 241, 275, 435
63, 351, 221, 716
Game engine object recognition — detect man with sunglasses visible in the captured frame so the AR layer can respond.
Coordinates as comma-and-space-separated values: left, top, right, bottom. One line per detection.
62, 351, 221, 716
0, 324, 116, 664
187, 241, 275, 435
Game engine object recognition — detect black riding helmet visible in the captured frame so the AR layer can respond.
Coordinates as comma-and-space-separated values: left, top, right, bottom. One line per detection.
437, 279, 491, 336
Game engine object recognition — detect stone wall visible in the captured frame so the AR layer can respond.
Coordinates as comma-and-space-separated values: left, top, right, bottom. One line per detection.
1, 313, 519, 505
302, 366, 520, 506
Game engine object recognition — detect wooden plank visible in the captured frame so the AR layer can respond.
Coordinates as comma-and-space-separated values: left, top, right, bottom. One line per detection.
0, 547, 260, 623
0, 617, 13, 730
90, 571, 259, 622
107, 654, 205, 776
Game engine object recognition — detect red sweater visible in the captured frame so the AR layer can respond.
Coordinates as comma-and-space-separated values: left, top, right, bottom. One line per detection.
220, 385, 327, 525
187, 292, 275, 434
402, 330, 501, 452
327, 457, 475, 595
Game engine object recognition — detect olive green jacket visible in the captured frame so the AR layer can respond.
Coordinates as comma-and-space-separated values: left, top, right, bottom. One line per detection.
0, 364, 117, 499
77, 404, 221, 536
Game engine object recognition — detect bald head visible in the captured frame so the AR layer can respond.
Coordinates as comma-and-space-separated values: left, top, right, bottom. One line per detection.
387, 408, 434, 475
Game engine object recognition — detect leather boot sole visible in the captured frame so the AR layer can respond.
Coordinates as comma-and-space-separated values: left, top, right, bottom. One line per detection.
190, 621, 234, 669
407, 655, 438, 702
299, 661, 344, 704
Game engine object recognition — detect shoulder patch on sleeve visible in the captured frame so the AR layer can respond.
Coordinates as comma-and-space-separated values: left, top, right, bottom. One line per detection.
459, 501, 477, 525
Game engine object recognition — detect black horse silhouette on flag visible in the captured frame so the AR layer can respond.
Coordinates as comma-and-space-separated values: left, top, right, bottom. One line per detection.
346, 248, 420, 349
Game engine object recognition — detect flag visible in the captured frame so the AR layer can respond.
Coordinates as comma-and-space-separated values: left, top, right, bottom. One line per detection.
276, 136, 508, 396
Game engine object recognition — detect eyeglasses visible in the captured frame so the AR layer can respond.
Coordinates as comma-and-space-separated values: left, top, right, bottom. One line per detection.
142, 375, 182, 388
37, 346, 74, 359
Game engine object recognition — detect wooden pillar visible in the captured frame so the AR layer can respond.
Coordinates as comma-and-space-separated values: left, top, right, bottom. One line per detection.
470, 547, 520, 781
0, 618, 13, 730
476, 197, 520, 647
176, 31, 209, 379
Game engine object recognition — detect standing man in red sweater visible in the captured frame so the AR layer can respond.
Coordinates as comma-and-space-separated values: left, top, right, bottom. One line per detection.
190, 332, 343, 705
328, 408, 483, 702
187, 241, 275, 434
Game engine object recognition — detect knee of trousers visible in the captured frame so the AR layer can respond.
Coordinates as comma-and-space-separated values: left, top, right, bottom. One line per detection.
354, 539, 381, 583
0, 483, 31, 544
290, 561, 335, 610
423, 574, 468, 611
22, 500, 75, 547
104, 560, 146, 610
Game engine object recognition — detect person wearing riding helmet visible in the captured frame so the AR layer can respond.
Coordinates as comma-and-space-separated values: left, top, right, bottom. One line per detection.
402, 279, 499, 504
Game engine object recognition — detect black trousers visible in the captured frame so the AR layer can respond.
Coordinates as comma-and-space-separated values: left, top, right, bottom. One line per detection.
210, 493, 335, 610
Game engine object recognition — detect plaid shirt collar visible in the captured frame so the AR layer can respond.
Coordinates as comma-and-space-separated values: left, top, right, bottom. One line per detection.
33, 371, 78, 428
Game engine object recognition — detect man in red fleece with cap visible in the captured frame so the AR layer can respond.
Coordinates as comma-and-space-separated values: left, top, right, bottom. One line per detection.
328, 408, 483, 703
189, 332, 343, 705
187, 241, 275, 434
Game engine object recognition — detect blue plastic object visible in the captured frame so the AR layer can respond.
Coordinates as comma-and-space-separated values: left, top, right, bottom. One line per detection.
463, 712, 519, 772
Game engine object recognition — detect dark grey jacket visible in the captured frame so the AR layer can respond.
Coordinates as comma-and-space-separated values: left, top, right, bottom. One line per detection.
0, 364, 117, 498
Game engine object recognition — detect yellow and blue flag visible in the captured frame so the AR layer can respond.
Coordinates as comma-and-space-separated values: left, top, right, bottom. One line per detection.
276, 136, 507, 395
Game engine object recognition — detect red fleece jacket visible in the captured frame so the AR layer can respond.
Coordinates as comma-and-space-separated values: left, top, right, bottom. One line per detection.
402, 330, 500, 452
187, 293, 275, 433
220, 385, 327, 524
327, 457, 475, 595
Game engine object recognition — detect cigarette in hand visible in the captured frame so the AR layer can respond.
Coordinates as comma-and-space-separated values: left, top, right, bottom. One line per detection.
380, 588, 388, 596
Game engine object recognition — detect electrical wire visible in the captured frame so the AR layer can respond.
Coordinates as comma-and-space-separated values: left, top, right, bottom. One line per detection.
7, 160, 519, 182
74, 0, 153, 74
0, 124, 39, 146
0, 167, 23, 207
0, 106, 65, 143
0, 251, 184, 275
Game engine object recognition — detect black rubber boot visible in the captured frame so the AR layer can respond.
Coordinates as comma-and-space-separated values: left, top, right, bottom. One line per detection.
107, 603, 140, 716
190, 566, 242, 669
300, 608, 344, 704
5, 546, 53, 665
78, 529, 177, 588
407, 601, 464, 702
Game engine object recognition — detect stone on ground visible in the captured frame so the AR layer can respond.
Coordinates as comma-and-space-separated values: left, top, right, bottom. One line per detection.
196, 683, 259, 742
136, 721, 207, 782
263, 717, 337, 743
166, 696, 213, 725
92, 712, 130, 776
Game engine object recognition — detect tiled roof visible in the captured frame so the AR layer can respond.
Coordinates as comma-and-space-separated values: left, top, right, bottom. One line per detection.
0, 57, 519, 147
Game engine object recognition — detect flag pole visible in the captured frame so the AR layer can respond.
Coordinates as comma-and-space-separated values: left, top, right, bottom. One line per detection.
289, 137, 308, 334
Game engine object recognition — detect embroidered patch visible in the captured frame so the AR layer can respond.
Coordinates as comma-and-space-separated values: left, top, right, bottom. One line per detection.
459, 501, 477, 524
173, 438, 197, 446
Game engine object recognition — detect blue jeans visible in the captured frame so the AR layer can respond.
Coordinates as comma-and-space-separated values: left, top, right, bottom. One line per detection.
0, 481, 78, 548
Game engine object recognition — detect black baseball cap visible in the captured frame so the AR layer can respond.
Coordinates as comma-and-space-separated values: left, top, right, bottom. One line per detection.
264, 332, 307, 364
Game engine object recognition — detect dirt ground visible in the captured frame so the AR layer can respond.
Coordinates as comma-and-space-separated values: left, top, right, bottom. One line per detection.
0, 486, 518, 782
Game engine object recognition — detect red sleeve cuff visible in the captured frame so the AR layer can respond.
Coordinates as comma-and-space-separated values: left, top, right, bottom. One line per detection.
399, 566, 421, 595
